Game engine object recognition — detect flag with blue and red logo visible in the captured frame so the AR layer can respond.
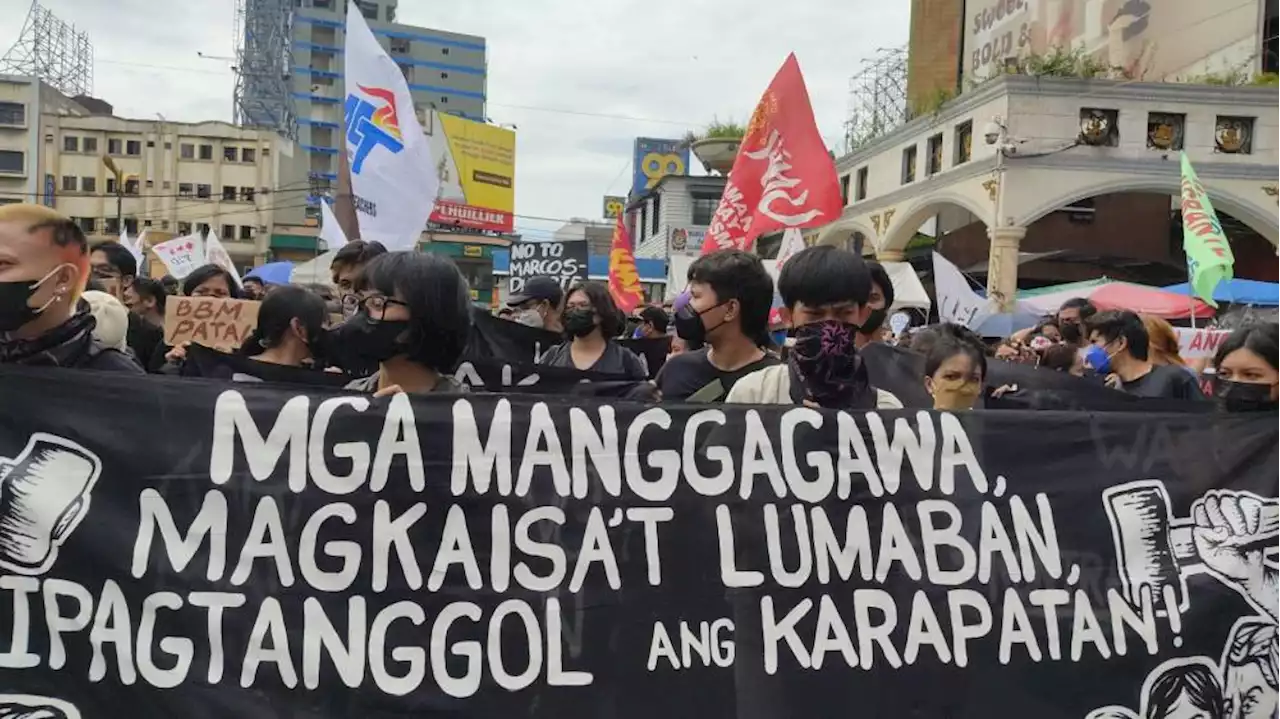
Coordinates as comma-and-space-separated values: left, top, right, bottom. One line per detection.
343, 6, 438, 250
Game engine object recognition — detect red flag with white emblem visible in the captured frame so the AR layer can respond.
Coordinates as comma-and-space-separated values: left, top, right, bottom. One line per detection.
700, 54, 842, 255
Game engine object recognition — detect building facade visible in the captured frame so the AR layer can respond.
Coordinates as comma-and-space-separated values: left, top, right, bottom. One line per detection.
288, 0, 487, 216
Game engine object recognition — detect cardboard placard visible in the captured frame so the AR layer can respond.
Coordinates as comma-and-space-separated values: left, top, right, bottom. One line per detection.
163, 297, 259, 350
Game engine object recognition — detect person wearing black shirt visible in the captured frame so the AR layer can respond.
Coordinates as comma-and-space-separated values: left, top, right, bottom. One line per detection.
123, 277, 165, 370
539, 281, 646, 379
657, 250, 778, 402
1086, 309, 1205, 401
90, 239, 164, 368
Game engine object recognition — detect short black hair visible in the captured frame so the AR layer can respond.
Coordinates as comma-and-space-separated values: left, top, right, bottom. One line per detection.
239, 285, 327, 356
1145, 663, 1225, 719
32, 216, 88, 253
1214, 323, 1279, 372
1086, 310, 1149, 361
1059, 297, 1097, 320
331, 239, 387, 271
565, 281, 625, 338
687, 250, 774, 345
132, 277, 167, 315
778, 245, 872, 309
924, 323, 988, 380
91, 241, 137, 278
639, 305, 668, 333
160, 275, 179, 294
182, 263, 244, 299
867, 261, 894, 308
357, 251, 471, 371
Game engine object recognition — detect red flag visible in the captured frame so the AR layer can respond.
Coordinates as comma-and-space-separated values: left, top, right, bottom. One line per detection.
608, 212, 645, 313
700, 53, 842, 255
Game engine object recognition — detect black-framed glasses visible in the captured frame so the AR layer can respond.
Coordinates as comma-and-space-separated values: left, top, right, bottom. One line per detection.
344, 293, 408, 321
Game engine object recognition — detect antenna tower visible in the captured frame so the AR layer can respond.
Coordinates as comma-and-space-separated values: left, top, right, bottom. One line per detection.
0, 1, 93, 98
843, 46, 908, 154
233, 0, 297, 139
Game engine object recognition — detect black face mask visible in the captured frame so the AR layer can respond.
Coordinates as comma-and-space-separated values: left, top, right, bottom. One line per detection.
1060, 321, 1082, 344
328, 312, 411, 369
674, 301, 725, 347
563, 308, 597, 338
861, 307, 888, 336
1214, 378, 1278, 413
0, 267, 61, 333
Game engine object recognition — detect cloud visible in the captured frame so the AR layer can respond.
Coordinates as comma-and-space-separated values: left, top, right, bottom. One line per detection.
0, 0, 910, 235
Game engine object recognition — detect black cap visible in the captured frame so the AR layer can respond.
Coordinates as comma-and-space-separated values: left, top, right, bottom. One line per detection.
508, 276, 564, 306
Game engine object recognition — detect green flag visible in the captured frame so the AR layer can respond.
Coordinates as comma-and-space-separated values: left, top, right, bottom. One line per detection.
1178, 152, 1234, 307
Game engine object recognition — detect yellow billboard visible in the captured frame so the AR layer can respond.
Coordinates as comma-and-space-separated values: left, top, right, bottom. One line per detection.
428, 113, 516, 233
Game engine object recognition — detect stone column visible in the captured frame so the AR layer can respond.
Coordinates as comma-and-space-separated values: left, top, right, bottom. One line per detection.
985, 226, 1027, 313
875, 248, 906, 262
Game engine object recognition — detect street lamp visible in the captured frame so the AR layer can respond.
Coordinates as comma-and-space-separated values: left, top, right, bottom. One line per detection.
101, 154, 123, 237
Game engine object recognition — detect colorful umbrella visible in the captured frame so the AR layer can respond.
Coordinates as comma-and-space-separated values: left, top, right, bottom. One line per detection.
1019, 280, 1214, 320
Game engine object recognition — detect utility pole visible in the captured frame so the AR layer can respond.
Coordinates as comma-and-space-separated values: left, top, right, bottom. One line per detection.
101, 154, 123, 236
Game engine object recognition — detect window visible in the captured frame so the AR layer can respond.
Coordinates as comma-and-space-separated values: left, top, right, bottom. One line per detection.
262, 147, 271, 157
241, 186, 256, 202
399, 64, 413, 82
178, 221, 192, 235
441, 71, 449, 80
162, 181, 171, 189
76, 217, 96, 233
651, 194, 661, 235
313, 0, 331, 7
1264, 0, 1278, 74
0, 101, 23, 125
197, 222, 210, 235
180, 143, 195, 160
105, 217, 120, 234
83, 137, 98, 153
901, 145, 917, 184
221, 224, 235, 240
926, 133, 943, 176
223, 146, 238, 162
106, 177, 117, 194
63, 136, 79, 152
178, 182, 194, 197
222, 185, 237, 201
356, 0, 376, 19
241, 148, 256, 163
239, 225, 254, 240
954, 121, 973, 165
144, 219, 153, 227
690, 194, 719, 226
145, 179, 153, 188
390, 37, 410, 54
840, 174, 850, 205
124, 178, 139, 195
160, 220, 170, 230
196, 184, 212, 199
164, 142, 172, 150
61, 176, 76, 192
0, 150, 23, 174
124, 218, 138, 235
199, 144, 213, 160
855, 167, 868, 201
439, 95, 449, 104
126, 140, 142, 156
146, 140, 155, 148
81, 177, 95, 192
442, 47, 450, 55
107, 139, 123, 155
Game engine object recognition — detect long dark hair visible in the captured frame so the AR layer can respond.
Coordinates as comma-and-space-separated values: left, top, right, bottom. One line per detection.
356, 251, 472, 371
924, 323, 988, 380
564, 281, 624, 338
1213, 323, 1279, 372
182, 264, 243, 299
238, 285, 327, 357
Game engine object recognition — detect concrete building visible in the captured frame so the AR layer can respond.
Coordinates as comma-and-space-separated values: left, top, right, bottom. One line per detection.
0, 74, 87, 208
287, 0, 486, 215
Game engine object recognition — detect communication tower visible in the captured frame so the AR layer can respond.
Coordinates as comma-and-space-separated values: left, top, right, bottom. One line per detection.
0, 1, 94, 98
842, 46, 909, 154
233, 0, 297, 139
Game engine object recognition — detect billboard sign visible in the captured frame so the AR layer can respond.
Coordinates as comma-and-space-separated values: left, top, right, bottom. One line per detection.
424, 112, 516, 233
962, 0, 1261, 83
603, 195, 626, 220
667, 226, 707, 256
631, 138, 689, 198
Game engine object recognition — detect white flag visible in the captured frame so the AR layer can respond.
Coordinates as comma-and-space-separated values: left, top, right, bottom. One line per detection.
932, 251, 991, 330
774, 228, 806, 273
151, 233, 204, 279
120, 228, 146, 274
343, 6, 437, 251
319, 199, 350, 250
204, 227, 242, 286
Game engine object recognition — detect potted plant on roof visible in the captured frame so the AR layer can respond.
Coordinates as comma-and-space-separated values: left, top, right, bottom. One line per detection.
687, 120, 746, 175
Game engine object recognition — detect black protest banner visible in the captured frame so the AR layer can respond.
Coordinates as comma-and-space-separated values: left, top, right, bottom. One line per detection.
0, 366, 1275, 718
508, 240, 587, 295
468, 308, 668, 378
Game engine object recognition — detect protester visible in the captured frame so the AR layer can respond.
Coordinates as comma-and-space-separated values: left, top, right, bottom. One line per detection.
237, 285, 329, 369
332, 239, 387, 315
1141, 314, 1189, 370
1058, 297, 1097, 348
507, 275, 565, 333
668, 335, 689, 359
82, 290, 130, 353
122, 276, 166, 369
1086, 310, 1205, 400
0, 204, 142, 371
657, 250, 777, 401
854, 260, 893, 348
91, 240, 167, 365
335, 251, 470, 395
1039, 341, 1084, 375
727, 245, 902, 409
183, 263, 243, 299
159, 274, 179, 296
924, 323, 987, 411
1210, 323, 1278, 412
241, 276, 266, 301
635, 305, 669, 339
539, 281, 647, 379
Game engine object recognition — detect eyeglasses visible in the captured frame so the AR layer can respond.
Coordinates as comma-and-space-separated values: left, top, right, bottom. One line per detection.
343, 293, 408, 321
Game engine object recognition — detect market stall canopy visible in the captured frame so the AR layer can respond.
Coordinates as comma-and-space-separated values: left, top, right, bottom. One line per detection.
1162, 278, 1280, 307
1019, 278, 1215, 320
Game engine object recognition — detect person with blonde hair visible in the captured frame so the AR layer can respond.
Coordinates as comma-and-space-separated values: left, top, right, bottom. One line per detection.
0, 204, 141, 371
1142, 314, 1188, 368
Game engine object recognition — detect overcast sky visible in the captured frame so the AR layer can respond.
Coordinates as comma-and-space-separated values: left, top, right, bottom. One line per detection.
0, 0, 909, 239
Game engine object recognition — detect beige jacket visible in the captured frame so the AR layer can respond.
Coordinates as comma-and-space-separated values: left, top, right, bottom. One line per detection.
725, 364, 904, 409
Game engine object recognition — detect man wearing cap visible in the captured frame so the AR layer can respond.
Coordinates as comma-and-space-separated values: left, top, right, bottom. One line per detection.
507, 276, 564, 334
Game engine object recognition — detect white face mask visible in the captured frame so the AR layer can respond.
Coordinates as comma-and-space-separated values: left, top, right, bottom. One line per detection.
515, 308, 544, 329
